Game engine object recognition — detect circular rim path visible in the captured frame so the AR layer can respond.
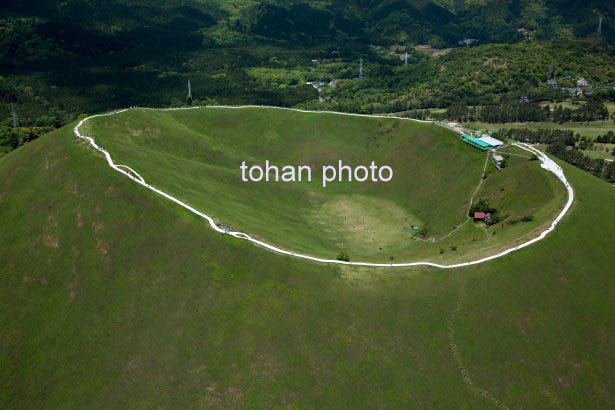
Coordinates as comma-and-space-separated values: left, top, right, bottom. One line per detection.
74, 105, 574, 269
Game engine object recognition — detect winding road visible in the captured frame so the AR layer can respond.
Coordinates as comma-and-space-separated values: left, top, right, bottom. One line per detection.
74, 105, 574, 269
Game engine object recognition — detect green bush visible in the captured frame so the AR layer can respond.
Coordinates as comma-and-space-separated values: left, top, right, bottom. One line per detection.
336, 252, 350, 262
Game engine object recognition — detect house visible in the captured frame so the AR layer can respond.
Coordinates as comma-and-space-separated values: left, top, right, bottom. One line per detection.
577, 77, 591, 87
517, 28, 535, 39
585, 88, 594, 96
547, 79, 558, 87
474, 212, 492, 222
562, 87, 583, 96
459, 38, 477, 47
493, 154, 505, 165
561, 75, 573, 81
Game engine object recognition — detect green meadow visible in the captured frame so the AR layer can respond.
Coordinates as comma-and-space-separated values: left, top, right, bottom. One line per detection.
582, 149, 615, 160
84, 107, 566, 264
0, 111, 613, 409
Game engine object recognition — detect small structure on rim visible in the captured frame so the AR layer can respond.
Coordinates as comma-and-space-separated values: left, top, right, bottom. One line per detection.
461, 134, 504, 151
473, 212, 492, 222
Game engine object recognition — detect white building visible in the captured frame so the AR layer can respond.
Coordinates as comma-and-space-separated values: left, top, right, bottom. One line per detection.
477, 136, 504, 148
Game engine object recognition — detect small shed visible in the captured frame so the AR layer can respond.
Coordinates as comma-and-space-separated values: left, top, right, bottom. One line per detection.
474, 212, 492, 222
493, 154, 504, 164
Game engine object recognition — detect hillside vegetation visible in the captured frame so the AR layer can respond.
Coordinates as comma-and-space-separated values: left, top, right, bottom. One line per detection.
3, 0, 615, 132
0, 108, 613, 409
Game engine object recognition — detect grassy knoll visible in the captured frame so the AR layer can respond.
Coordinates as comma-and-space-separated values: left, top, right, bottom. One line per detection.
1, 113, 613, 409
465, 120, 615, 138
85, 107, 564, 263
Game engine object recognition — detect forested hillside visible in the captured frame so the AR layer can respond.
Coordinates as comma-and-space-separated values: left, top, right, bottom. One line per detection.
2, 0, 615, 137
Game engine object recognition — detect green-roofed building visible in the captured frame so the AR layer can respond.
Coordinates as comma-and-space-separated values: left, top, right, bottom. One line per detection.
461, 134, 492, 151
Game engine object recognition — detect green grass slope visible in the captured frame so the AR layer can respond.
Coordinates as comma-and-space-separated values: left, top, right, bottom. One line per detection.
85, 107, 565, 263
1, 119, 613, 409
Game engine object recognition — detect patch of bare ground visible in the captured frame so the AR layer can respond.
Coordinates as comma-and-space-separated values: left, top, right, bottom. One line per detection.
127, 355, 142, 372
43, 235, 59, 248
22, 275, 48, 286
540, 387, 563, 404
251, 353, 280, 378
44, 154, 57, 170
96, 238, 109, 255
44, 214, 59, 248
66, 280, 77, 301
201, 384, 245, 408
92, 221, 105, 233
414, 44, 455, 57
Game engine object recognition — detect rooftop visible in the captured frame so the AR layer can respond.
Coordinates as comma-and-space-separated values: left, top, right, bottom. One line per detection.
462, 135, 491, 148
477, 136, 504, 147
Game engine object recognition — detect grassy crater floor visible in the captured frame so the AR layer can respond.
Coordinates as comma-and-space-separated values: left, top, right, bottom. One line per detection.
85, 107, 567, 263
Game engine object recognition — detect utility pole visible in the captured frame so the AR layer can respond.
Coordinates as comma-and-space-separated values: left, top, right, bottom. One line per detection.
10, 103, 19, 128
359, 57, 364, 79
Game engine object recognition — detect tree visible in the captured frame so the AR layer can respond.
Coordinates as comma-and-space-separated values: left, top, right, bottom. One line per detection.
336, 252, 349, 262
520, 0, 548, 31
447, 101, 468, 120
